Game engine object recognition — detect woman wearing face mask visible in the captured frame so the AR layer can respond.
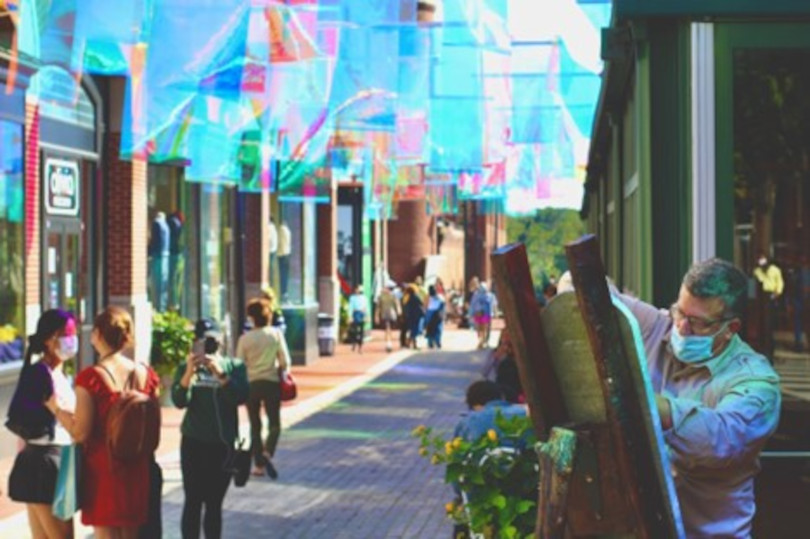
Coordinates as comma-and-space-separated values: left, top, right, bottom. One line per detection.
6, 309, 78, 539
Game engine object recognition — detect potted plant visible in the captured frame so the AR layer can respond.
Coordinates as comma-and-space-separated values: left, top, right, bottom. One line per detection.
150, 310, 194, 405
414, 413, 539, 539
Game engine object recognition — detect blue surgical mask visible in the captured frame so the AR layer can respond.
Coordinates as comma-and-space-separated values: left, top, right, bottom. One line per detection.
669, 323, 728, 364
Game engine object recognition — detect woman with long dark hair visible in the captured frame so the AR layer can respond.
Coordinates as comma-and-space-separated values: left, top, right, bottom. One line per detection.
7, 309, 78, 538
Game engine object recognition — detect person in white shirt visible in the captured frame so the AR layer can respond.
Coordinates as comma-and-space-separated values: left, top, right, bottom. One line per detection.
348, 285, 369, 353
236, 298, 291, 479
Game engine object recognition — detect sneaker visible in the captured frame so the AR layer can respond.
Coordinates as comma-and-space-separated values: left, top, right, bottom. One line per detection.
265, 460, 278, 480
251, 466, 265, 477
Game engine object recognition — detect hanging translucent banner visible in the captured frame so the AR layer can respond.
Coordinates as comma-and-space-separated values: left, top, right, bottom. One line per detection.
183, 96, 244, 185
124, 0, 250, 156
428, 96, 484, 172
75, 0, 148, 75
18, 0, 80, 74
426, 183, 458, 216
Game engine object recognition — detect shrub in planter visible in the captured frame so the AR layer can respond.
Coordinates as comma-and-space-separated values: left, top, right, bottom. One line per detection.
414, 413, 539, 538
150, 310, 194, 379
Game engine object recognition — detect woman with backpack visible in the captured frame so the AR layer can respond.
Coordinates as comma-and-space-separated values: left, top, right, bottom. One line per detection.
48, 306, 160, 538
172, 319, 249, 539
7, 309, 78, 539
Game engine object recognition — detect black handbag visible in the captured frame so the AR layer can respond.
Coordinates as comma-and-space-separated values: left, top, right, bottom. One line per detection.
230, 438, 251, 487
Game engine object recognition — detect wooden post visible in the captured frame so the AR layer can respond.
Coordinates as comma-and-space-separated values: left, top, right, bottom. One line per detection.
491, 243, 567, 439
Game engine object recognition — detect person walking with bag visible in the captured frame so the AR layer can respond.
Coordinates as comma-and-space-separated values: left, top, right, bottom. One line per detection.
48, 307, 161, 539
424, 285, 446, 349
236, 298, 291, 479
376, 282, 400, 352
348, 285, 369, 353
7, 309, 78, 538
172, 319, 249, 539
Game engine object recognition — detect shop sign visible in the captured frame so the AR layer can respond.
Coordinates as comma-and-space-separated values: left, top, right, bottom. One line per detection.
44, 158, 80, 216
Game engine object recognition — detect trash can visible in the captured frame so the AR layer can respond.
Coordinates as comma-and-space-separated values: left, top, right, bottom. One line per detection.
317, 314, 336, 356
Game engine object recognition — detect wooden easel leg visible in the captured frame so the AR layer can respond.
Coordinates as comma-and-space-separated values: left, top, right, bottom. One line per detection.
536, 427, 578, 539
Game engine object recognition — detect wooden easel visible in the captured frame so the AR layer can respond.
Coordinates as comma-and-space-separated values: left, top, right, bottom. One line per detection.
491, 236, 684, 538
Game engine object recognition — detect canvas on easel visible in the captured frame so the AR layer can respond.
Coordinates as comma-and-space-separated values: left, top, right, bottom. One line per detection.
491, 236, 684, 538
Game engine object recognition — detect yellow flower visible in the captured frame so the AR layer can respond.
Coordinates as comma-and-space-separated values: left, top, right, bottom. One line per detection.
431, 455, 440, 465
411, 425, 426, 437
452, 437, 462, 449
445, 501, 456, 514
445, 442, 453, 455
487, 429, 498, 442
419, 447, 428, 457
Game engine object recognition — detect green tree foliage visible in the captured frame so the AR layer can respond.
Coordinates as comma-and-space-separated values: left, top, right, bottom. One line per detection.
506, 209, 586, 291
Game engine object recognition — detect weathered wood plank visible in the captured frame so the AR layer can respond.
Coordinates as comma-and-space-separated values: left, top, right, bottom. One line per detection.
491, 243, 567, 439
565, 234, 684, 538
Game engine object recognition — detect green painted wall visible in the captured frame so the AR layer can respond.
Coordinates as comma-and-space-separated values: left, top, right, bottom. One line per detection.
648, 21, 693, 306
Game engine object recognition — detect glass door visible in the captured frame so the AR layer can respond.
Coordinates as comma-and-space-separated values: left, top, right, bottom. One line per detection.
715, 22, 810, 536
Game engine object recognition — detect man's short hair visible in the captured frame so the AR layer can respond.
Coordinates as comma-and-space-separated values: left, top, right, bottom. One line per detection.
465, 380, 503, 409
682, 258, 748, 320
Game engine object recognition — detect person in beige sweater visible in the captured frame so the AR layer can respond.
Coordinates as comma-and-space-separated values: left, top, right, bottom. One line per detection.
236, 298, 291, 479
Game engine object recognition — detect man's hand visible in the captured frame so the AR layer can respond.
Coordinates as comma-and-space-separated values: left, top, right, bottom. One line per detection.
655, 395, 673, 431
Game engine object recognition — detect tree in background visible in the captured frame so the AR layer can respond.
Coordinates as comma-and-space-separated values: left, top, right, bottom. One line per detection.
506, 208, 585, 293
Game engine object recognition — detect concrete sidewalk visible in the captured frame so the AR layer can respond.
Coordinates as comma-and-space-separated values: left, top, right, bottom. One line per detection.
0, 326, 489, 537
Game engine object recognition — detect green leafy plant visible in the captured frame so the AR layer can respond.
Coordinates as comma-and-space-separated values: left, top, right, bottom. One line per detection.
339, 294, 350, 343
413, 413, 539, 539
150, 310, 194, 378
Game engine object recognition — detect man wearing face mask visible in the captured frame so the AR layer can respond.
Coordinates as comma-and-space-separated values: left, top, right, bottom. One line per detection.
614, 258, 780, 538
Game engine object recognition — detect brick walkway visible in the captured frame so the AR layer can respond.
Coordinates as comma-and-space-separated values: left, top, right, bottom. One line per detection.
0, 327, 495, 538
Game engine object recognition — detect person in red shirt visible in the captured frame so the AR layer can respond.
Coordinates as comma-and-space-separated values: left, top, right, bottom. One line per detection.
48, 307, 160, 538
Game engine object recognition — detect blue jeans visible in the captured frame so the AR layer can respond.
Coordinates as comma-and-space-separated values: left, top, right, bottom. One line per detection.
150, 254, 169, 311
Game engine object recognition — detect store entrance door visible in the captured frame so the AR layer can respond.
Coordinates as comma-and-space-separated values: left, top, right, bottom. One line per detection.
42, 218, 92, 368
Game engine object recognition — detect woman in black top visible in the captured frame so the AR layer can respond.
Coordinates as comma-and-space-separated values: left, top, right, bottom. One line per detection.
7, 309, 78, 538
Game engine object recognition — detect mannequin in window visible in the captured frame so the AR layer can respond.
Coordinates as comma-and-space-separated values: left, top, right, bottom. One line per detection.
268, 217, 278, 290
277, 219, 291, 302
149, 212, 170, 311
168, 210, 185, 311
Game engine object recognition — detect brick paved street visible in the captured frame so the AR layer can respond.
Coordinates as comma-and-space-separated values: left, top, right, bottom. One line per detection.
0, 328, 495, 538
160, 342, 486, 538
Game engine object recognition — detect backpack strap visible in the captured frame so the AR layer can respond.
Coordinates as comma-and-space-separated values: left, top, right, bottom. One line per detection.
98, 364, 117, 388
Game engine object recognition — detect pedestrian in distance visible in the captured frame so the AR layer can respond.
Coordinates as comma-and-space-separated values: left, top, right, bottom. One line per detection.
48, 306, 161, 539
404, 284, 426, 350
236, 298, 291, 479
172, 319, 249, 539
424, 285, 446, 349
469, 282, 494, 349
376, 281, 400, 352
7, 309, 78, 539
348, 284, 369, 353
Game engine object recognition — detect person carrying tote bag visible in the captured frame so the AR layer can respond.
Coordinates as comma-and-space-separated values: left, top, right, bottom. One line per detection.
7, 309, 78, 538
236, 298, 291, 479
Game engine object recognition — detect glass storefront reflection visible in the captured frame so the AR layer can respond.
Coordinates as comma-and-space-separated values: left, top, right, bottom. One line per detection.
733, 48, 810, 451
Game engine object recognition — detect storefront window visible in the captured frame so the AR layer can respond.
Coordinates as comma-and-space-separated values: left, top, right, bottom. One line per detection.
277, 201, 316, 306
148, 166, 191, 315
200, 184, 233, 336
0, 120, 24, 363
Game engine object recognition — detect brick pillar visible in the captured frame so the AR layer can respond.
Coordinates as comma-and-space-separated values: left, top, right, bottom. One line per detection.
105, 131, 151, 362
243, 191, 270, 303
24, 101, 41, 335
317, 185, 339, 320
387, 198, 433, 284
